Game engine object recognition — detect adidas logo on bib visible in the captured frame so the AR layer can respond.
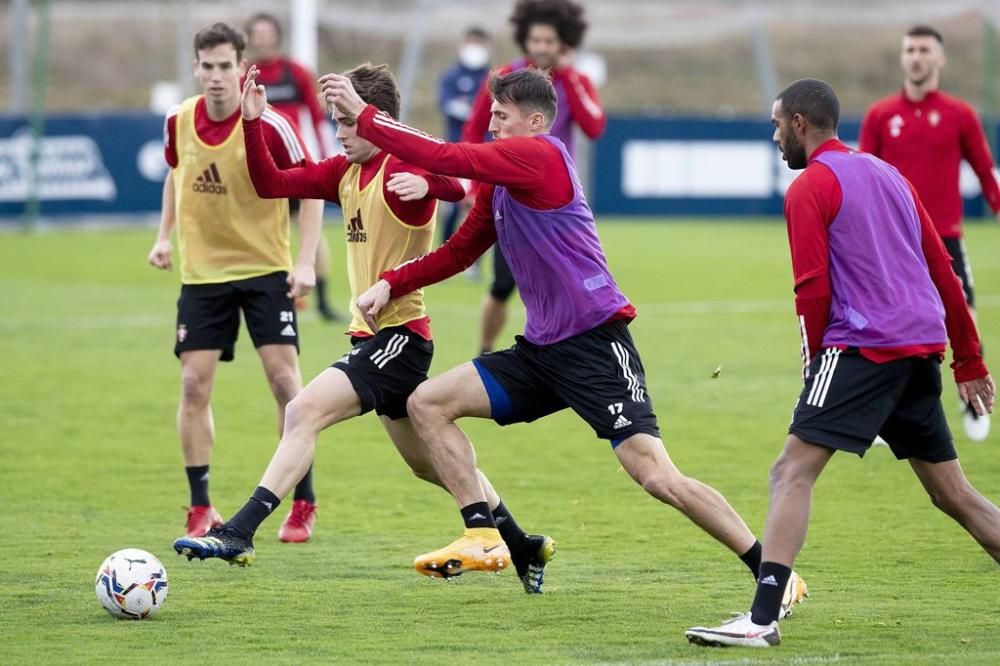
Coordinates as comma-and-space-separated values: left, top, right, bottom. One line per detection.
192, 162, 227, 195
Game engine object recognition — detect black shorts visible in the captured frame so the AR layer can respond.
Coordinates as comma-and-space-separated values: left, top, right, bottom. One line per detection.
789, 348, 955, 463
175, 272, 298, 362
332, 326, 433, 420
489, 244, 517, 301
472, 320, 659, 444
942, 237, 975, 307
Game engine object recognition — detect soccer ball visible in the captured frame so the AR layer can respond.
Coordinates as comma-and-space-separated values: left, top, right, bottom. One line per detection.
95, 549, 169, 619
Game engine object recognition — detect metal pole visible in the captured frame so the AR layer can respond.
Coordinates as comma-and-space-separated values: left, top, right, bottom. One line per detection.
10, 0, 29, 113
290, 0, 318, 72
25, 0, 52, 231
983, 11, 997, 154
745, 0, 779, 116
176, 0, 195, 99
397, 0, 432, 123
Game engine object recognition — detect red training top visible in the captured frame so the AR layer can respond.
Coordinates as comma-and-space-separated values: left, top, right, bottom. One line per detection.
859, 89, 1000, 239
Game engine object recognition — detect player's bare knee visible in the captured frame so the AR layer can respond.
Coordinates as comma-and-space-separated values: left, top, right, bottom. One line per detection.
283, 394, 322, 436
268, 371, 300, 406
179, 369, 212, 407
640, 470, 688, 508
406, 387, 446, 427
926, 482, 972, 518
768, 454, 805, 494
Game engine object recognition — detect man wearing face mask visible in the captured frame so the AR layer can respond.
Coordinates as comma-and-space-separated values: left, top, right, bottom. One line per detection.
462, 0, 606, 357
437, 27, 492, 244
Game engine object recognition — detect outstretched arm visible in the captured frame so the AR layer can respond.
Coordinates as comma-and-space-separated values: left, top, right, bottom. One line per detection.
242, 67, 347, 202
319, 72, 547, 189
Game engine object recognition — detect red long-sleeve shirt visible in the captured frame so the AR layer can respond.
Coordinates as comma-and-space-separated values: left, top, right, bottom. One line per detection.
859, 90, 1000, 239
241, 116, 465, 223
461, 62, 607, 144
788, 140, 986, 383
355, 105, 635, 322
242, 115, 466, 340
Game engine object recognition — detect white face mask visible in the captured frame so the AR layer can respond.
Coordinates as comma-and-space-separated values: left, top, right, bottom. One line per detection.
459, 43, 490, 70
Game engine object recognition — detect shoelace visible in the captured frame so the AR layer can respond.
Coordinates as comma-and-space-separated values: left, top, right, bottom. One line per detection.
719, 612, 750, 626
288, 503, 315, 526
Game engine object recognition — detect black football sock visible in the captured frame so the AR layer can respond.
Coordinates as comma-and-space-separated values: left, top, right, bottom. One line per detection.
749, 561, 792, 625
185, 465, 211, 507
740, 540, 763, 579
315, 278, 331, 313
227, 486, 281, 538
292, 465, 316, 504
460, 502, 496, 529
492, 500, 528, 553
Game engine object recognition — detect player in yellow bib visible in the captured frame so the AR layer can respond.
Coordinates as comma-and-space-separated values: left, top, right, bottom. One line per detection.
148, 23, 325, 543
174, 63, 557, 595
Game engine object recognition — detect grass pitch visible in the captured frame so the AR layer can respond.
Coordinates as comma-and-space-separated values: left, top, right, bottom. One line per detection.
1, 219, 998, 664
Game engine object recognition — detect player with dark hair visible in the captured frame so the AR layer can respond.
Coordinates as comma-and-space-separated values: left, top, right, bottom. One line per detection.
860, 25, 1000, 442
463, 0, 607, 356
148, 22, 324, 541
322, 67, 807, 611
687, 78, 997, 648
172, 64, 554, 595
245, 12, 342, 325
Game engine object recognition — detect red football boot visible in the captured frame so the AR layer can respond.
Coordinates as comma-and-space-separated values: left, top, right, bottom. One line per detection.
278, 500, 317, 543
185, 505, 223, 537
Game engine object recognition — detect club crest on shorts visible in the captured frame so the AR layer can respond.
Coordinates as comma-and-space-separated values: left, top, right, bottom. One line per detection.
177, 324, 188, 343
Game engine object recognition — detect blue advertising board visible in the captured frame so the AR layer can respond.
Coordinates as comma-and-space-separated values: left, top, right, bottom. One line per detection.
591, 115, 997, 217
1, 111, 996, 220
0, 113, 166, 219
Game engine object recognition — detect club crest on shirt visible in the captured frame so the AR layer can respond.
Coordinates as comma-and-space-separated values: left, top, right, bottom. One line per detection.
889, 114, 905, 138
929, 110, 941, 127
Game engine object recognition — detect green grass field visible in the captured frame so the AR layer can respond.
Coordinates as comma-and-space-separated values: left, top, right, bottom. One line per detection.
1, 219, 998, 665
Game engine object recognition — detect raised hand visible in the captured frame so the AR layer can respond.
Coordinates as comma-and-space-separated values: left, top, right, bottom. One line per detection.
386, 172, 429, 202
318, 73, 367, 120
241, 64, 267, 121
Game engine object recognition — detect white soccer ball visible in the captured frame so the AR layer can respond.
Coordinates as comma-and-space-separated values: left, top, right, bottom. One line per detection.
95, 548, 169, 619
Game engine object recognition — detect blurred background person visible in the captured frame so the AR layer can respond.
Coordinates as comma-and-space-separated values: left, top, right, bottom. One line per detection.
462, 0, 607, 355
437, 26, 491, 248
860, 25, 1000, 442
246, 12, 342, 322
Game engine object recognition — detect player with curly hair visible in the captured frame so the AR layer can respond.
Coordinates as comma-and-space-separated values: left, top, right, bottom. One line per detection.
463, 0, 607, 357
